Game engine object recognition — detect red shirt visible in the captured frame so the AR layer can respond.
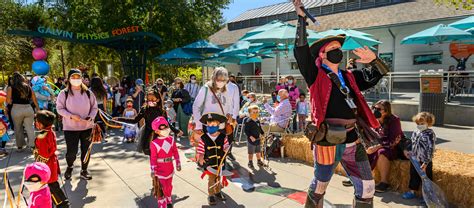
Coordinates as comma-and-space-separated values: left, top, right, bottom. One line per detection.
34, 127, 59, 183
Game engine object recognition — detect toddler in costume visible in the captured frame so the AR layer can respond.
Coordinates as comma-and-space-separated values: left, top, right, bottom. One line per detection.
123, 98, 138, 143
23, 162, 52, 208
31, 76, 54, 110
34, 110, 70, 207
150, 116, 181, 208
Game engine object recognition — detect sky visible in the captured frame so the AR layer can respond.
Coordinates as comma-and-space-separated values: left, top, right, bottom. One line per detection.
222, 0, 287, 23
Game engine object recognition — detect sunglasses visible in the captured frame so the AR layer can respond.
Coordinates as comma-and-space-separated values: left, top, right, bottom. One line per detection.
372, 107, 384, 111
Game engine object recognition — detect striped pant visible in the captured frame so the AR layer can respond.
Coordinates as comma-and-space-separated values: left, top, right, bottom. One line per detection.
307, 142, 375, 207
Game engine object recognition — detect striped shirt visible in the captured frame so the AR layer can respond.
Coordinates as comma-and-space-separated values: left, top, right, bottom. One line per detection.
196, 133, 229, 155
184, 83, 201, 100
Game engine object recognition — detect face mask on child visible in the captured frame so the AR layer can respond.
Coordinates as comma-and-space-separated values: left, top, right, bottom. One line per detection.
24, 181, 44, 192
70, 79, 82, 87
417, 124, 428, 131
250, 113, 258, 120
148, 101, 157, 107
276, 95, 281, 102
206, 126, 219, 134
127, 103, 133, 108
158, 128, 171, 137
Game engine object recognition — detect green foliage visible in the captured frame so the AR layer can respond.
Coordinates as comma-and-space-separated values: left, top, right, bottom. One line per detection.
0, 0, 230, 80
434, 0, 473, 10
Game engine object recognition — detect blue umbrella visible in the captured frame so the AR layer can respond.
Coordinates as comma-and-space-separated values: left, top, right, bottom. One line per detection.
157, 47, 203, 60
319, 28, 381, 50
466, 27, 474, 34
242, 23, 323, 45
449, 16, 474, 30
217, 41, 268, 57
182, 39, 223, 54
401, 24, 473, 44
240, 20, 287, 40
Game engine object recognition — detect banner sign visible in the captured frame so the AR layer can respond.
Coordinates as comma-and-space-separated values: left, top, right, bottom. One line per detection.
36, 25, 141, 40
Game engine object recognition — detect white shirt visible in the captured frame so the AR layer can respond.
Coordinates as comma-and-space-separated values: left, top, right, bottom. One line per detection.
192, 85, 232, 130
184, 82, 201, 100
227, 82, 240, 119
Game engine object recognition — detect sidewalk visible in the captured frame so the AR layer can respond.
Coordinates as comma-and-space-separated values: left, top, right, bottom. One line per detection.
0, 130, 432, 208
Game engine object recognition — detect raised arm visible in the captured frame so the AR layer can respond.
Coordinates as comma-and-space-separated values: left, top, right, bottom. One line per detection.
351, 47, 390, 91
293, 1, 317, 86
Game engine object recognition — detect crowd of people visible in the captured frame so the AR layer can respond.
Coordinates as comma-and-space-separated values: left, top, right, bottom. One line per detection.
1, 3, 440, 208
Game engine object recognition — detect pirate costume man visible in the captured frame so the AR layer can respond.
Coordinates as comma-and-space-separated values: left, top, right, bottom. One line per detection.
196, 113, 230, 206
292, 1, 390, 207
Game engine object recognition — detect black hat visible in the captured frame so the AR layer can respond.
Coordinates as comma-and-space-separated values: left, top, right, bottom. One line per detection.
200, 113, 227, 124
309, 34, 346, 58
67, 68, 82, 79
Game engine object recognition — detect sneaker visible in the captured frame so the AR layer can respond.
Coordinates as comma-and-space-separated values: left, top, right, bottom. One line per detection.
208, 196, 217, 205
402, 191, 416, 199
16, 147, 24, 153
248, 161, 254, 169
64, 167, 73, 180
0, 149, 7, 156
342, 179, 353, 187
166, 204, 173, 208
80, 170, 92, 180
257, 160, 265, 167
215, 192, 226, 201
227, 153, 236, 161
375, 182, 390, 193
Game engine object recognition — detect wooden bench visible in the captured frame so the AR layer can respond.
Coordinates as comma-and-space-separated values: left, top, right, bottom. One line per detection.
281, 135, 474, 208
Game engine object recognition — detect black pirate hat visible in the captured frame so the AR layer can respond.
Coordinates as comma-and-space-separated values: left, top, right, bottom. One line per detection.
200, 113, 227, 124
310, 34, 346, 58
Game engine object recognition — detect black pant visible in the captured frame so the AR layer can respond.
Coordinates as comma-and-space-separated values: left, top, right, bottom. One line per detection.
1, 141, 6, 148
409, 161, 433, 190
49, 181, 69, 207
64, 129, 92, 170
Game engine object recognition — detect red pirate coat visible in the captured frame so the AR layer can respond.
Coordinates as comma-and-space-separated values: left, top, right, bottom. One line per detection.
34, 127, 59, 183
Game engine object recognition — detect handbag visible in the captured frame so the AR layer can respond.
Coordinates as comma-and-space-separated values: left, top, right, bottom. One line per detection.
209, 89, 233, 135
304, 122, 326, 145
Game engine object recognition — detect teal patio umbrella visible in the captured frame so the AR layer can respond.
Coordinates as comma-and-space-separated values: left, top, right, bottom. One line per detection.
449, 16, 474, 30
318, 28, 381, 50
217, 41, 269, 57
181, 39, 224, 81
240, 20, 287, 40
401, 24, 473, 44
241, 23, 323, 80
157, 47, 204, 60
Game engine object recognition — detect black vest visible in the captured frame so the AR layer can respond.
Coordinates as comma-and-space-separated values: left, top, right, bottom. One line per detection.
201, 133, 226, 170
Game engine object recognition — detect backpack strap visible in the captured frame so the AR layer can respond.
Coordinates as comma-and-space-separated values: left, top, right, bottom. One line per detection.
199, 85, 208, 115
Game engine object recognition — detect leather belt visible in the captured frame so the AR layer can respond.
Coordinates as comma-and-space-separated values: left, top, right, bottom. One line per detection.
157, 157, 173, 163
325, 118, 356, 130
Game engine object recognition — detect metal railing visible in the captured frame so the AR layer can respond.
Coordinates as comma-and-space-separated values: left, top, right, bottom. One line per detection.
237, 70, 474, 105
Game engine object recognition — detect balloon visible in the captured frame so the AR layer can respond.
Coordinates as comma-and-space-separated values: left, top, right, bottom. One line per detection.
32, 48, 47, 60
32, 37, 44, 47
32, 60, 50, 75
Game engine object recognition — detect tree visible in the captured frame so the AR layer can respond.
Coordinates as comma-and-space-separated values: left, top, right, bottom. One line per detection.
434, 0, 473, 10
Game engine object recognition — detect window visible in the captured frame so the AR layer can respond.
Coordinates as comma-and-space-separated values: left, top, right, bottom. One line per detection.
413, 52, 443, 65
291, 62, 299, 71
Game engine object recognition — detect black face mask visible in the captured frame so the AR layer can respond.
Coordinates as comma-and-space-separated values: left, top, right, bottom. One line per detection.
326, 48, 343, 64
373, 110, 382, 119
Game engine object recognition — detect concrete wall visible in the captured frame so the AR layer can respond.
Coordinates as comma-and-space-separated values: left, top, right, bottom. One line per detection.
391, 101, 474, 126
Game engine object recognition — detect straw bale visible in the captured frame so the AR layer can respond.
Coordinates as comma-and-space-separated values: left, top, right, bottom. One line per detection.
281, 134, 474, 207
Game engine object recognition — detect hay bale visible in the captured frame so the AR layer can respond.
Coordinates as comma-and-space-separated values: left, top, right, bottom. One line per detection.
281, 134, 474, 208
281, 135, 313, 164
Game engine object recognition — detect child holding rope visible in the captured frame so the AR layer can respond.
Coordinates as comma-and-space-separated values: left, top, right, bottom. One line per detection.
197, 113, 230, 206
150, 116, 181, 208
33, 110, 70, 207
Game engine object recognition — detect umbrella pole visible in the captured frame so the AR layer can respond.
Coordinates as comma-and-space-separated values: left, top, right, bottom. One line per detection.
276, 51, 280, 83
202, 61, 205, 84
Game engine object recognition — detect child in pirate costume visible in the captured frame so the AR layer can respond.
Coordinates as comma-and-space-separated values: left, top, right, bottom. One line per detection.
196, 113, 230, 206
23, 162, 52, 208
33, 110, 70, 207
292, 1, 390, 207
115, 88, 182, 155
150, 116, 181, 208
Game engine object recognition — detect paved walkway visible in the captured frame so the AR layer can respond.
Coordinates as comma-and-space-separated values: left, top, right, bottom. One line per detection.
0, 129, 444, 208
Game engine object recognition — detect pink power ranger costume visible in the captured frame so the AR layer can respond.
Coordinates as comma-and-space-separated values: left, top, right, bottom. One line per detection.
23, 162, 52, 208
150, 117, 181, 208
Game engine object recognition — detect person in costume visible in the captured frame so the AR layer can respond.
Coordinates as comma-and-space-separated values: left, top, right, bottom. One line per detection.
196, 113, 230, 206
0, 118, 9, 156
33, 110, 70, 207
123, 97, 138, 143
115, 88, 182, 155
150, 116, 181, 208
292, 1, 390, 207
23, 162, 52, 208
31, 76, 54, 110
